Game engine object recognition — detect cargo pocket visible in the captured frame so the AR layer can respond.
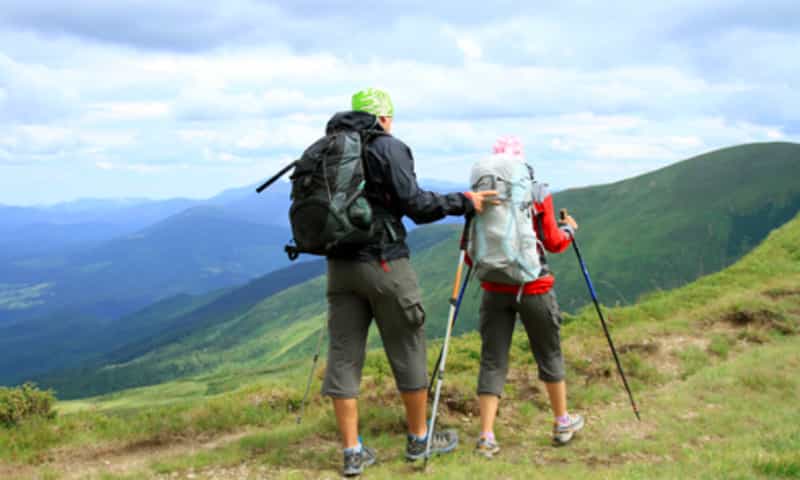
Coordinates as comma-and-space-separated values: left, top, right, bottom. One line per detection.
398, 293, 426, 328
389, 259, 426, 328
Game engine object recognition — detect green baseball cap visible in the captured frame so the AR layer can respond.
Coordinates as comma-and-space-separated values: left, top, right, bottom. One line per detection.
351, 88, 394, 117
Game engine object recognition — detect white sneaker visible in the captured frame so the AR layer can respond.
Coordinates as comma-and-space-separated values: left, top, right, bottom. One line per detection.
553, 414, 584, 445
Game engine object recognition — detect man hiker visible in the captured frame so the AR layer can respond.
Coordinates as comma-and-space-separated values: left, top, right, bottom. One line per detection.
468, 135, 584, 458
321, 88, 497, 476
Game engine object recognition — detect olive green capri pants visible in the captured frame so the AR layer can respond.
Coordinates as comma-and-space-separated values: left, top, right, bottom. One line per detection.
477, 290, 566, 396
322, 258, 428, 398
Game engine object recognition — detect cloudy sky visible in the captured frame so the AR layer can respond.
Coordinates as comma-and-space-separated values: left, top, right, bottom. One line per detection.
1, 1, 798, 205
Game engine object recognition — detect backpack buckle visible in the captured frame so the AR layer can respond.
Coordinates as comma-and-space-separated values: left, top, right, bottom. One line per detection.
285, 245, 300, 261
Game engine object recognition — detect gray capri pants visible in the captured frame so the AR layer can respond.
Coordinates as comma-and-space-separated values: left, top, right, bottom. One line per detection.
322, 258, 428, 398
478, 289, 566, 396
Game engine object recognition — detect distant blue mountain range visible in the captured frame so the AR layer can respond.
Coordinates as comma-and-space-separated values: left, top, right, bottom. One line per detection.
0, 177, 468, 387
0, 177, 467, 325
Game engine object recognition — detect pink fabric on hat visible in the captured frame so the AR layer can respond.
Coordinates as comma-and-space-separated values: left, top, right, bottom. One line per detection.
492, 135, 523, 156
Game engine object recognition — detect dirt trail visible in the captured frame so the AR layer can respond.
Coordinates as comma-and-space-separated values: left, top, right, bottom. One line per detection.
3, 430, 252, 480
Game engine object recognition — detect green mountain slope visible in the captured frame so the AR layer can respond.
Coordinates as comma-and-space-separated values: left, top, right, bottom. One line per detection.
40, 142, 800, 399
0, 290, 224, 385
40, 224, 459, 398
549, 141, 800, 310
28, 259, 328, 396
6, 206, 800, 480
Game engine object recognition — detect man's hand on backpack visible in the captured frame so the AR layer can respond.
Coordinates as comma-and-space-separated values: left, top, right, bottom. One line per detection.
466, 190, 500, 214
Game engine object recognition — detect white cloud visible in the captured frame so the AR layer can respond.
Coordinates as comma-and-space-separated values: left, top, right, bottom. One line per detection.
94, 160, 189, 174
550, 138, 573, 152
0, 3, 798, 204
89, 101, 171, 120
767, 130, 784, 139
0, 125, 80, 160
591, 143, 675, 160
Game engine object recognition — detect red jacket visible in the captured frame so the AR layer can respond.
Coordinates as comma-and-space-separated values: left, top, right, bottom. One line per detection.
467, 193, 572, 295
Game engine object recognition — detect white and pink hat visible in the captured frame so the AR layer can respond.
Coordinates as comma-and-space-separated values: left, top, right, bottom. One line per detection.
492, 135, 523, 157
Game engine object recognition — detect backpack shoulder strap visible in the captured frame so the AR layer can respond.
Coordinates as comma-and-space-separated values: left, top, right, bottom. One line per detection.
531, 181, 549, 207
357, 127, 389, 189
533, 209, 550, 273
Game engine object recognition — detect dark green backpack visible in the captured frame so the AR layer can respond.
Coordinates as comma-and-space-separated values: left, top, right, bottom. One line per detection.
286, 129, 383, 259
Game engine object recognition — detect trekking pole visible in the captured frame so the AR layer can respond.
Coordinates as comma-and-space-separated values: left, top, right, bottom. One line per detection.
425, 218, 472, 468
427, 263, 472, 397
296, 322, 326, 424
256, 160, 298, 193
560, 209, 641, 421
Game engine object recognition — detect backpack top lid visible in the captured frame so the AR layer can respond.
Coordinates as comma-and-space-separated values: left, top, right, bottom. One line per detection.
470, 152, 532, 200
473, 135, 531, 196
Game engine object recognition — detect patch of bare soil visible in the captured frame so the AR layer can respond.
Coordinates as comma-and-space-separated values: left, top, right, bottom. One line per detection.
0, 462, 37, 480
727, 309, 797, 334
724, 309, 781, 327
574, 335, 708, 383
443, 389, 480, 417
618, 342, 660, 355
506, 368, 549, 409
154, 464, 341, 480
20, 430, 254, 480
763, 288, 800, 299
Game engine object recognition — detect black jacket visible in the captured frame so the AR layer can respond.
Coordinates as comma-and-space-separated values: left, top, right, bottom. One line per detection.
325, 111, 474, 261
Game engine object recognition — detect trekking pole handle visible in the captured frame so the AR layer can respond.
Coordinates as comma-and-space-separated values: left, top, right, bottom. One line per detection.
559, 208, 575, 238
559, 208, 569, 227
559, 208, 598, 301
460, 214, 474, 250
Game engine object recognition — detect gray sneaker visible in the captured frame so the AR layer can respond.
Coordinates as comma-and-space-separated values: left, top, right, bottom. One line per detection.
405, 429, 459, 461
475, 437, 500, 458
343, 445, 377, 477
553, 414, 584, 446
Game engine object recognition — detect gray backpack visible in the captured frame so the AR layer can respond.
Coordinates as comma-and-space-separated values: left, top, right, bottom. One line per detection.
468, 154, 545, 286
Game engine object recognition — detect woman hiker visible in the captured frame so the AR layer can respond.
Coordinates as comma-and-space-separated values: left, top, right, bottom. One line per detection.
468, 135, 585, 458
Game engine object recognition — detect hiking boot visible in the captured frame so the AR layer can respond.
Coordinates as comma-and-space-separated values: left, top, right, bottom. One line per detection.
342, 445, 377, 477
405, 429, 459, 461
475, 437, 501, 458
553, 413, 584, 446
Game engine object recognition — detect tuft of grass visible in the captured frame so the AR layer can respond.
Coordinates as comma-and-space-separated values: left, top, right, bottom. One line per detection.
755, 454, 800, 478
677, 346, 709, 380
623, 352, 667, 385
708, 334, 732, 358
0, 383, 56, 428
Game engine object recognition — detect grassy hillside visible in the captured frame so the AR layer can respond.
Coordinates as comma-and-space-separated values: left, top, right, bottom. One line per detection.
40, 142, 800, 401
2, 209, 799, 479
549, 141, 800, 311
